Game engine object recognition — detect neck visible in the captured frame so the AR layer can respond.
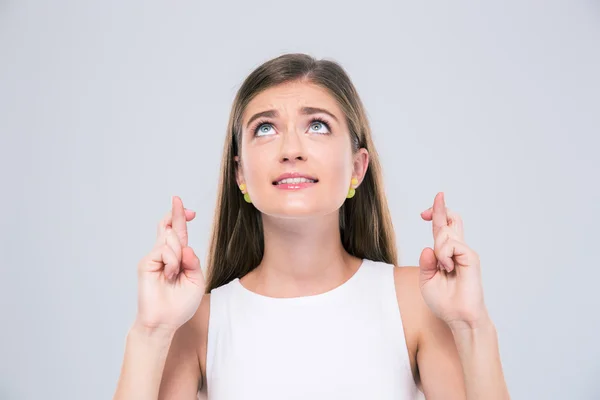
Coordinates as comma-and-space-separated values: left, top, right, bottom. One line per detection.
242, 211, 362, 298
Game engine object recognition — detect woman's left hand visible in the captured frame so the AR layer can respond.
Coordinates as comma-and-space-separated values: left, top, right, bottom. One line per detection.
419, 192, 489, 330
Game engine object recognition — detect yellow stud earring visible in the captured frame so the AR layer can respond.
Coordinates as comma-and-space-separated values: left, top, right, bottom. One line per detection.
347, 177, 359, 199
239, 183, 252, 203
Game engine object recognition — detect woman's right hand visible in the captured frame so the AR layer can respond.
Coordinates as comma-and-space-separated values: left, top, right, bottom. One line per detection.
134, 196, 206, 333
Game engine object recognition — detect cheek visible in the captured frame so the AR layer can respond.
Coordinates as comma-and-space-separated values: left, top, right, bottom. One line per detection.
318, 147, 354, 193
240, 147, 271, 187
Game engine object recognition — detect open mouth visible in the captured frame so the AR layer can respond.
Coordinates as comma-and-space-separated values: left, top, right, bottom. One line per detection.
273, 177, 319, 185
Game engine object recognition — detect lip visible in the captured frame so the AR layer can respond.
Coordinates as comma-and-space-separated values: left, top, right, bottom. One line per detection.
272, 172, 319, 185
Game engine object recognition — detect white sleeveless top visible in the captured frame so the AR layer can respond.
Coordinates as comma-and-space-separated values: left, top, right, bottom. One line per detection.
204, 258, 424, 399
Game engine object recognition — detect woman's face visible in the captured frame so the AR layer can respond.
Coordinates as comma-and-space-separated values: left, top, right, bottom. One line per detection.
236, 81, 368, 218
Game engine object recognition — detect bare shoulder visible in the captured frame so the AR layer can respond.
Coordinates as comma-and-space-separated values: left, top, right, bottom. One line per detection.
392, 265, 442, 327
393, 266, 429, 326
393, 265, 420, 297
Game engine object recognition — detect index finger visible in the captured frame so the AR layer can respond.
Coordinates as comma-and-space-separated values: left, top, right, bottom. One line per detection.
171, 195, 189, 247
432, 192, 448, 238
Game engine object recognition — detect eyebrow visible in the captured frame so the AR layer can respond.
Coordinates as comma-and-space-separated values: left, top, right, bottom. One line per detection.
245, 106, 339, 129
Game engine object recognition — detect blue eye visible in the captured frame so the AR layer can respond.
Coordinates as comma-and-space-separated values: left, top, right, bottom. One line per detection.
309, 119, 330, 134
252, 117, 332, 137
255, 123, 275, 137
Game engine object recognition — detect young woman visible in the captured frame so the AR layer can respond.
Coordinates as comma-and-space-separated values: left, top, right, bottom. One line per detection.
114, 53, 509, 399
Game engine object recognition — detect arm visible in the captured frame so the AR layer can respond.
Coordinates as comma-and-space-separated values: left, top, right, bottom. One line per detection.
448, 318, 509, 400
113, 323, 179, 400
159, 294, 211, 398
113, 294, 209, 400
114, 196, 207, 400
417, 192, 510, 399
417, 294, 509, 399
396, 266, 466, 399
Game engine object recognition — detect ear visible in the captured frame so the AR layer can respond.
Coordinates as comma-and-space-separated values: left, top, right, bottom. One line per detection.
352, 148, 369, 187
234, 155, 244, 187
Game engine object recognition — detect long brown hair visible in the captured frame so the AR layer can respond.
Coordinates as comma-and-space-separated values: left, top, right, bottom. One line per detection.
205, 53, 397, 292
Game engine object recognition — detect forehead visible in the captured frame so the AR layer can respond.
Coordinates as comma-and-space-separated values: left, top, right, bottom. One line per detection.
243, 81, 343, 122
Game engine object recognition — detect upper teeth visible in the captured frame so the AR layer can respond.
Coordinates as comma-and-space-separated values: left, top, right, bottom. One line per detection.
276, 177, 315, 184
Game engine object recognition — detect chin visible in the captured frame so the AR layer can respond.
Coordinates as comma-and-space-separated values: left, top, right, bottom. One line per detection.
259, 201, 338, 220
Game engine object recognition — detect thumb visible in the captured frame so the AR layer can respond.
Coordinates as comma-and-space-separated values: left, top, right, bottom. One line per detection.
419, 247, 439, 282
180, 247, 205, 287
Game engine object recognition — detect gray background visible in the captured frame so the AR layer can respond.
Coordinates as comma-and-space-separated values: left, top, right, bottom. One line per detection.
1, 0, 599, 399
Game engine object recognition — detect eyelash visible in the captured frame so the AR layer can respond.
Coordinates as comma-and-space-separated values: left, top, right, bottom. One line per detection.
251, 117, 332, 136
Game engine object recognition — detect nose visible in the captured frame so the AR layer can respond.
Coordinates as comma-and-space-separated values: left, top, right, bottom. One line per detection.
278, 128, 307, 163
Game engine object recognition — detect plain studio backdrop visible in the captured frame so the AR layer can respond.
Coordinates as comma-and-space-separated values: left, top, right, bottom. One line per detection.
1, 1, 598, 399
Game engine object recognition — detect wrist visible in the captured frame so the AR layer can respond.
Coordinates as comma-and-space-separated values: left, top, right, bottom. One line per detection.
130, 319, 177, 342
449, 315, 497, 345
446, 307, 493, 332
